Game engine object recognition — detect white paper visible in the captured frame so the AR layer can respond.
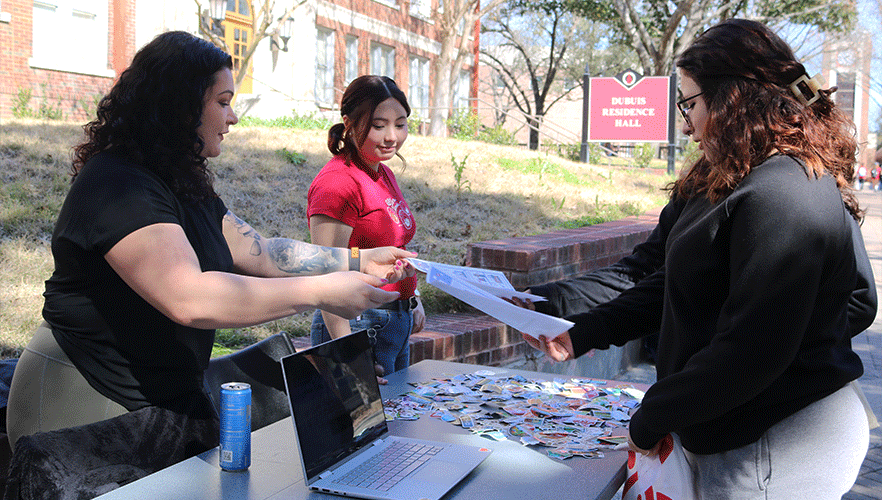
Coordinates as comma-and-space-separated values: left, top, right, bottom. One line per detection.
409, 258, 546, 302
413, 259, 573, 339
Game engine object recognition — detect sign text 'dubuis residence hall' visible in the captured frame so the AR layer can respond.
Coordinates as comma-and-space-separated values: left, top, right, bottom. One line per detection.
588, 71, 671, 143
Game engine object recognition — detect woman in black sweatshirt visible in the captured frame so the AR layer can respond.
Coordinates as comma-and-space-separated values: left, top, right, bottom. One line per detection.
526, 19, 874, 497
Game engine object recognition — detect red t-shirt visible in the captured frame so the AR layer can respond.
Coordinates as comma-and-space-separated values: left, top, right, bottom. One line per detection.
307, 155, 417, 297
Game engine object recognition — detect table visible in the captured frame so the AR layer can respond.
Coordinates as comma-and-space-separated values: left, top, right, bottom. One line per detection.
96, 360, 647, 500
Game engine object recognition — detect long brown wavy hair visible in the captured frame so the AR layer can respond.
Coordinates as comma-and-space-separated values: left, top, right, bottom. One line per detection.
673, 19, 861, 220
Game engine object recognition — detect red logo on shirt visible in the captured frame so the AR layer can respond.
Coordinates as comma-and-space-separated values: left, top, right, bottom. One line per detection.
386, 198, 412, 229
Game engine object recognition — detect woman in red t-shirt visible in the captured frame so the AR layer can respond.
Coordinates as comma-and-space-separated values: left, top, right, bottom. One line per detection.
307, 75, 423, 379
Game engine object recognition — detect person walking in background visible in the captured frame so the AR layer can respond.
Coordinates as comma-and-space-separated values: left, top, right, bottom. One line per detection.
526, 19, 874, 497
6, 32, 415, 460
871, 164, 880, 191
307, 75, 424, 380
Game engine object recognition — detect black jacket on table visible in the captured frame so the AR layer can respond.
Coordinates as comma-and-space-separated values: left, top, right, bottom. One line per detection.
533, 155, 877, 455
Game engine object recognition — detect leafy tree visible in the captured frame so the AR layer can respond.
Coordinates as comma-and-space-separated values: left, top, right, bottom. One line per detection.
481, 0, 633, 150
563, 0, 858, 76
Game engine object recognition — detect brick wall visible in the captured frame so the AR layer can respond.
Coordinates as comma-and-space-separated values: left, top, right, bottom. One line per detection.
0, 0, 134, 122
288, 210, 660, 368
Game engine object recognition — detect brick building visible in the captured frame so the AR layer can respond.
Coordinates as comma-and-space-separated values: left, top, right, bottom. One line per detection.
0, 0, 479, 123
0, 0, 136, 122
821, 34, 875, 171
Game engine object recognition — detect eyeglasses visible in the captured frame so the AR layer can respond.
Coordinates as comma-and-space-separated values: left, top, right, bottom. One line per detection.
676, 91, 704, 123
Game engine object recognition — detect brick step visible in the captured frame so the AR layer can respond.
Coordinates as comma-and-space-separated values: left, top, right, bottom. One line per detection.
289, 312, 526, 367
291, 209, 661, 371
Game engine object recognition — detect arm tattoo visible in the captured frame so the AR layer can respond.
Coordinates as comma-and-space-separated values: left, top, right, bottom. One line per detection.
226, 211, 263, 256
267, 238, 346, 276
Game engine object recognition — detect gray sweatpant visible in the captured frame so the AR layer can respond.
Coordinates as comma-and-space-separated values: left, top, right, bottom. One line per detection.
682, 382, 869, 499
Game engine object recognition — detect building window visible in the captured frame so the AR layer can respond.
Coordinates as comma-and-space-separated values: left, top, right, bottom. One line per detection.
31, 0, 111, 76
316, 27, 336, 106
454, 70, 470, 111
223, 0, 254, 94
371, 42, 395, 80
409, 56, 430, 120
409, 0, 431, 19
227, 0, 250, 16
345, 36, 359, 88
836, 72, 855, 120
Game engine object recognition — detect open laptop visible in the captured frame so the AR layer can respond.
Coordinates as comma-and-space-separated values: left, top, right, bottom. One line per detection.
280, 329, 491, 500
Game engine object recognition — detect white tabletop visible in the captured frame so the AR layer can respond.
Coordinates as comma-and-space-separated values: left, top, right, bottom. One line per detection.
97, 360, 638, 500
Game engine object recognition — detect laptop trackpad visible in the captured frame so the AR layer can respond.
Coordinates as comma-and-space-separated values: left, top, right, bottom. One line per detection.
411, 460, 472, 484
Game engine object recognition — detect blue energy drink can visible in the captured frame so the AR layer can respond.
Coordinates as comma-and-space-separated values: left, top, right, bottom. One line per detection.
219, 382, 251, 471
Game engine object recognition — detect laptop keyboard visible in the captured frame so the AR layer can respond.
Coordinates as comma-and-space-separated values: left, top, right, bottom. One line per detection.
333, 440, 444, 491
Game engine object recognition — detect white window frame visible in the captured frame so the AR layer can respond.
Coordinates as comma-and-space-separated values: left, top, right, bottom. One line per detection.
371, 0, 398, 8
345, 35, 359, 88
454, 70, 471, 111
408, 55, 430, 120
0, 0, 11, 23
315, 27, 336, 106
30, 0, 113, 77
409, 0, 431, 19
370, 42, 395, 80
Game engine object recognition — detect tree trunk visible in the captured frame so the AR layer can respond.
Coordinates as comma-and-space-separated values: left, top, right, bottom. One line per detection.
429, 52, 453, 137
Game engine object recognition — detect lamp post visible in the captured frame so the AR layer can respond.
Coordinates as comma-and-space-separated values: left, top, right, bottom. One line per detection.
270, 16, 294, 52
206, 0, 226, 38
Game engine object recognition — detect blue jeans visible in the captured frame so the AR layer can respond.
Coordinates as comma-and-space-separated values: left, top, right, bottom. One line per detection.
310, 304, 412, 375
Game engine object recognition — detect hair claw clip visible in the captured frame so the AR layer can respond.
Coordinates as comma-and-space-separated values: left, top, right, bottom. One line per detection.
789, 74, 822, 107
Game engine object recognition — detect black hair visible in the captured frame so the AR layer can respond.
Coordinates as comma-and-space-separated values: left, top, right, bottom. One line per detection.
73, 31, 233, 203
327, 75, 411, 168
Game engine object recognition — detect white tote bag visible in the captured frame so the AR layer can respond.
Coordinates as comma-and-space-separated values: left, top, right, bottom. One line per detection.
622, 433, 698, 500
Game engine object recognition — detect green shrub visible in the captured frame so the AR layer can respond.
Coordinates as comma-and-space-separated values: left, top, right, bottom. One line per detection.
240, 111, 334, 130
447, 111, 479, 140
278, 147, 306, 165
633, 142, 656, 168
477, 124, 517, 146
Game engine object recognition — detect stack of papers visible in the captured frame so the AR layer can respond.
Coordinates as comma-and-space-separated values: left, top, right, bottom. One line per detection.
409, 258, 573, 340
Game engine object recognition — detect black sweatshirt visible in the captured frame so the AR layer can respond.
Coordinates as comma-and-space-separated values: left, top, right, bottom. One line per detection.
533, 155, 876, 454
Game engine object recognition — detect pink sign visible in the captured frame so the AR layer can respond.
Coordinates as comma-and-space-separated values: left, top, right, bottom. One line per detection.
588, 72, 670, 142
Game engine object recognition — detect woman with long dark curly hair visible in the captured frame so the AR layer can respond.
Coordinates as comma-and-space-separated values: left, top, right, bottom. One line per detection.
526, 19, 873, 496
6, 31, 415, 454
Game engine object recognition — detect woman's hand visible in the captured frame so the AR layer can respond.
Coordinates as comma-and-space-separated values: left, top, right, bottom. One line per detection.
411, 298, 425, 334
627, 429, 661, 457
314, 271, 400, 319
507, 296, 536, 311
522, 331, 575, 362
361, 247, 417, 283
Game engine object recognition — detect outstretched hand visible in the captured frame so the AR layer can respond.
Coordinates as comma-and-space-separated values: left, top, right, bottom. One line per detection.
361, 247, 417, 283
505, 296, 536, 311
522, 331, 575, 362
316, 271, 400, 319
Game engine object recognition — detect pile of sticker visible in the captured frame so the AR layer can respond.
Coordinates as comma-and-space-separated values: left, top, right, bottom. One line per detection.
383, 370, 643, 460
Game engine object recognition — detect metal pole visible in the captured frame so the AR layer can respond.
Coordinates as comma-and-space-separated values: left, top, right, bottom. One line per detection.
580, 64, 590, 163
667, 66, 677, 175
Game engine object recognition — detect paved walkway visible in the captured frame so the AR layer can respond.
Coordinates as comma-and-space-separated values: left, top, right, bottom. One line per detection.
844, 189, 882, 499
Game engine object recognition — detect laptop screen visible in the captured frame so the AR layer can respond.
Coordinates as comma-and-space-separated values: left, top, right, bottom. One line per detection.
281, 330, 388, 482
